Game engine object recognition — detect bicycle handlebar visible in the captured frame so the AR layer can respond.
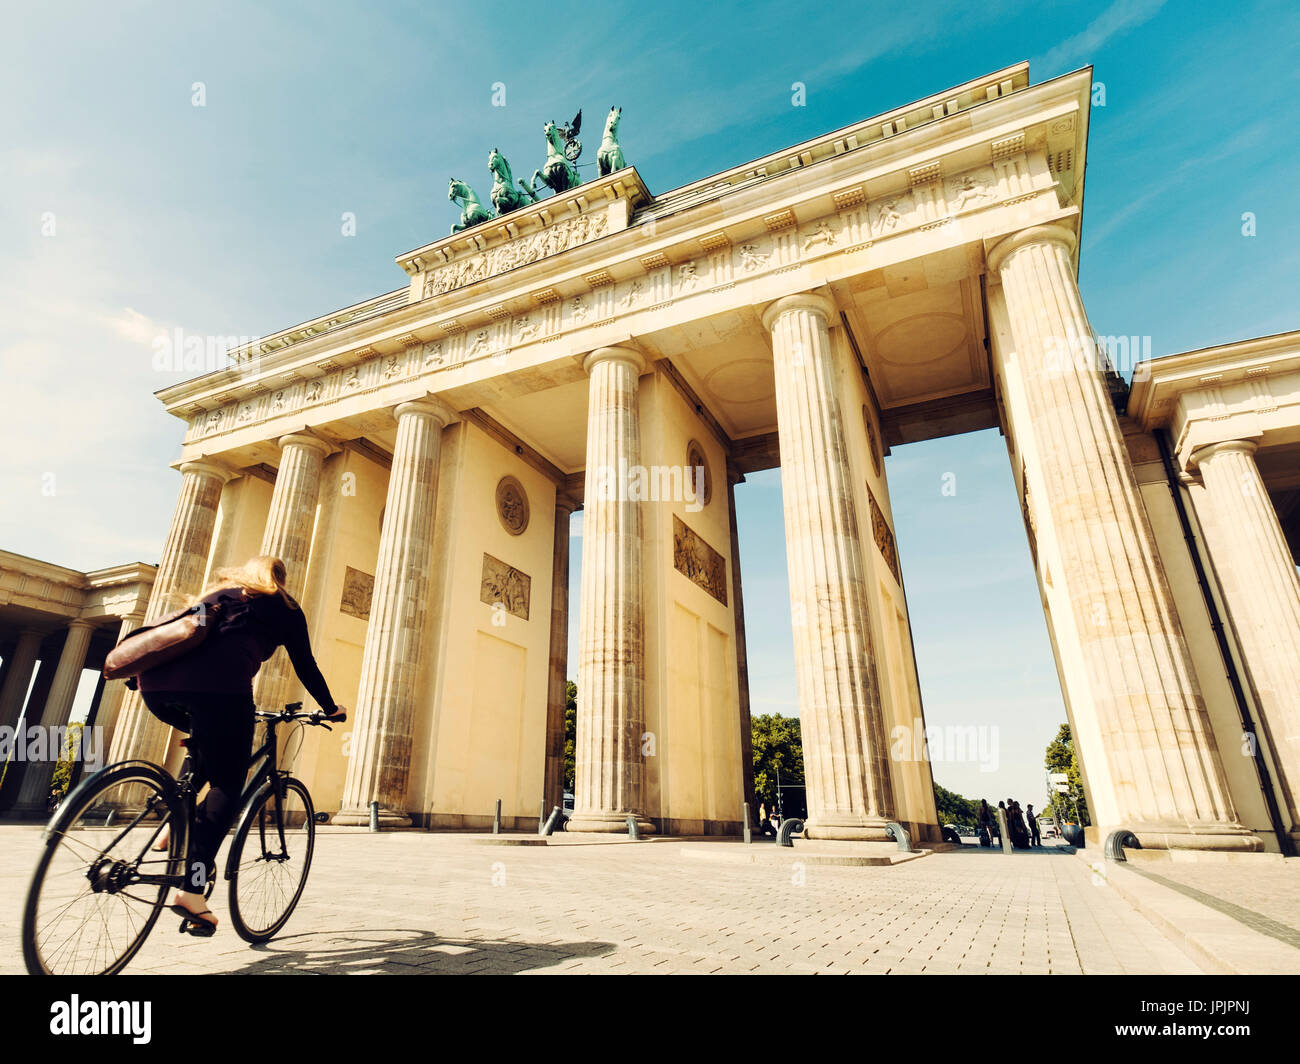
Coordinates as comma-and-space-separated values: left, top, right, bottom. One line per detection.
255, 701, 347, 726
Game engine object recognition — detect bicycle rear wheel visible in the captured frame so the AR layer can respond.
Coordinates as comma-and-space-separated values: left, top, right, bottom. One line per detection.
22, 761, 184, 975
227, 776, 316, 943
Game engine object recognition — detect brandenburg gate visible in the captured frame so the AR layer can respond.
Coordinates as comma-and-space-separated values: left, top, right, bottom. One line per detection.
103, 62, 1300, 853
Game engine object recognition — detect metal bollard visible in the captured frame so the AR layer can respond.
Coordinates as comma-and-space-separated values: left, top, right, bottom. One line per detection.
743, 802, 752, 845
492, 798, 502, 835
540, 806, 563, 836
776, 818, 804, 847
626, 814, 639, 840
368, 800, 379, 833
885, 821, 912, 853
1104, 829, 1141, 862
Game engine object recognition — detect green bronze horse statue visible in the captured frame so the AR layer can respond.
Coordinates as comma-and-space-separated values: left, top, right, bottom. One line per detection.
520, 120, 581, 200
488, 148, 532, 216
597, 106, 626, 177
448, 177, 492, 234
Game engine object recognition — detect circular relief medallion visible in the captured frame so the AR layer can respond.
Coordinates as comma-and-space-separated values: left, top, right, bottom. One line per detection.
496, 476, 529, 536
686, 440, 712, 507
863, 405, 882, 477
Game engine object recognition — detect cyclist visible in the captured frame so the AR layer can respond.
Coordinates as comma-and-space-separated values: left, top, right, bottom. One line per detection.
137, 554, 344, 935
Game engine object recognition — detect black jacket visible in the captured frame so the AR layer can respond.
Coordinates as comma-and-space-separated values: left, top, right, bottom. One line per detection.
139, 587, 336, 712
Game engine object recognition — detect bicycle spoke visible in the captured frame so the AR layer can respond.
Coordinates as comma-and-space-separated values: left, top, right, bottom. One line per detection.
230, 783, 313, 939
24, 770, 175, 975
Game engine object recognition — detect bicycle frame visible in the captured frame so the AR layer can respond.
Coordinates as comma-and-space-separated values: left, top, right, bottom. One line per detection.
72, 709, 303, 897
222, 713, 296, 880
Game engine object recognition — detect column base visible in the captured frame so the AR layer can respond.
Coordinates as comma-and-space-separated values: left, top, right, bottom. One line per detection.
1113, 821, 1263, 853
333, 806, 413, 829
6, 803, 55, 822
566, 810, 655, 835
802, 813, 893, 843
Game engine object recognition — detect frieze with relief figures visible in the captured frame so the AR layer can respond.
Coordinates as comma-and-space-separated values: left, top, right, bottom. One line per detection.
673, 516, 727, 605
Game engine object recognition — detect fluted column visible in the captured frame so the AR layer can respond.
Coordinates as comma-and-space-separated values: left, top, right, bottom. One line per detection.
1192, 439, 1300, 841
989, 223, 1257, 851
762, 293, 894, 841
570, 347, 653, 833
253, 433, 331, 714
544, 494, 579, 814
108, 460, 231, 765
92, 613, 145, 751
0, 629, 44, 731
336, 402, 447, 826
13, 619, 96, 814
727, 465, 758, 827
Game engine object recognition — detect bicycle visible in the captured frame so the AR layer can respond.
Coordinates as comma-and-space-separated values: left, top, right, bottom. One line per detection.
21, 701, 345, 976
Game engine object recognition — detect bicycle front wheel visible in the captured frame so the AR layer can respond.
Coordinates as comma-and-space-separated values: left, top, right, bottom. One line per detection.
227, 777, 316, 943
22, 761, 184, 975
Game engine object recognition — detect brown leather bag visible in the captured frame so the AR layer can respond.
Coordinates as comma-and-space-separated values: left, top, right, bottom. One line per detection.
103, 599, 224, 682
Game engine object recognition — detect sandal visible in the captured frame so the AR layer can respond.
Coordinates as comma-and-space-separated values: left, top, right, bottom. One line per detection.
169, 903, 218, 937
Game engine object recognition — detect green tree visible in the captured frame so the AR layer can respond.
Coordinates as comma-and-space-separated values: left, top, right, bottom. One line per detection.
49, 722, 85, 807
933, 782, 979, 828
563, 680, 577, 792
1045, 723, 1089, 827
751, 713, 804, 817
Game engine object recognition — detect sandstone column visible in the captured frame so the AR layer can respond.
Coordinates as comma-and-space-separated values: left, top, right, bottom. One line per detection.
13, 619, 96, 814
570, 347, 653, 833
1191, 439, 1300, 842
253, 433, 331, 714
336, 402, 447, 827
0, 629, 44, 731
726, 465, 758, 827
108, 460, 230, 765
761, 293, 895, 841
544, 493, 579, 814
988, 223, 1257, 851
92, 613, 145, 751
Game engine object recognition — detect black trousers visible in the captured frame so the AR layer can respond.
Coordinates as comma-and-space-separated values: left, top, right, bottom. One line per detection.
142, 690, 255, 891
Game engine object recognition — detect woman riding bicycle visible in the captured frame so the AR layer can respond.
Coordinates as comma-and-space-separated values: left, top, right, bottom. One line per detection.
138, 555, 343, 936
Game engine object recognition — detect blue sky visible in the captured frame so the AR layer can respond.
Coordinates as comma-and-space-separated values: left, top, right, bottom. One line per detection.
4, 0, 1298, 806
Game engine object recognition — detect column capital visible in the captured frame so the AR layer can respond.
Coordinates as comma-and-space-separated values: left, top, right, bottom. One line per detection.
178, 458, 234, 483
1190, 438, 1259, 469
582, 346, 646, 376
554, 491, 581, 517
986, 223, 1078, 275
65, 618, 98, 634
277, 432, 333, 458
393, 398, 451, 427
760, 292, 836, 333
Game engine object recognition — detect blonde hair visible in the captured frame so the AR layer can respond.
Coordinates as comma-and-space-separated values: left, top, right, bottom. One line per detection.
196, 555, 300, 609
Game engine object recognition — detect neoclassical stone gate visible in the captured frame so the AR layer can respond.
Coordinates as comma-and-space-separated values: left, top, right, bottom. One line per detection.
106, 61, 1299, 852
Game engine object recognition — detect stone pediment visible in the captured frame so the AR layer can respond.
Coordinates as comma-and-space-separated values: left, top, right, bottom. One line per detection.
397, 168, 651, 301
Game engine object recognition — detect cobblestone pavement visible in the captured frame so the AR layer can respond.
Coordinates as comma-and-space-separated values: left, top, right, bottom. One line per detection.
1121, 859, 1300, 951
0, 828, 1202, 975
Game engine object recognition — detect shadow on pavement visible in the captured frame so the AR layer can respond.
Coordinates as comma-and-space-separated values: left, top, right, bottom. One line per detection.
944, 841, 1079, 857
224, 927, 617, 974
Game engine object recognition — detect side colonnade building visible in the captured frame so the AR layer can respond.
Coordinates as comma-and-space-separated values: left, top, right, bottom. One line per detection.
95, 62, 1299, 852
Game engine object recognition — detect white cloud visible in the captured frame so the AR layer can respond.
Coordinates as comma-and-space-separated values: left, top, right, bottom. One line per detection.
104, 306, 170, 348
1038, 0, 1167, 72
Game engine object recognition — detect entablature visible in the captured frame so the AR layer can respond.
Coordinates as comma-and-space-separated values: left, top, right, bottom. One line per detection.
160, 66, 1092, 464
1128, 330, 1300, 469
